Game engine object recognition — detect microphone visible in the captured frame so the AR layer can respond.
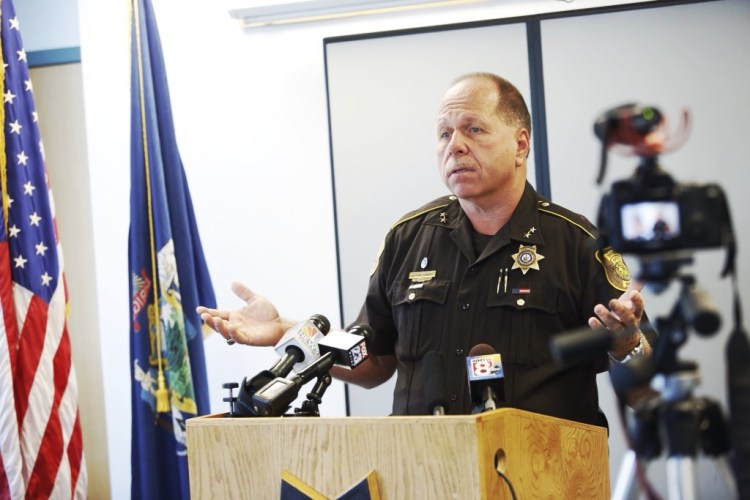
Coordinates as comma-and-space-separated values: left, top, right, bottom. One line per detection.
252, 352, 336, 417
466, 344, 505, 414
318, 324, 372, 369
423, 351, 449, 415
273, 314, 331, 374
233, 314, 330, 417
549, 327, 612, 366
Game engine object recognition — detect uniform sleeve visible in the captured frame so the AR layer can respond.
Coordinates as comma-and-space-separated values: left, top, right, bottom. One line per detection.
349, 230, 398, 356
579, 240, 627, 372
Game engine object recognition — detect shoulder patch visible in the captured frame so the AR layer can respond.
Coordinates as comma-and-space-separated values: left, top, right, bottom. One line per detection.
369, 237, 386, 277
596, 247, 632, 292
369, 195, 454, 276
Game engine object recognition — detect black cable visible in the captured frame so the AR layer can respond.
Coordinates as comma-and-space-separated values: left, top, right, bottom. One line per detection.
495, 469, 517, 500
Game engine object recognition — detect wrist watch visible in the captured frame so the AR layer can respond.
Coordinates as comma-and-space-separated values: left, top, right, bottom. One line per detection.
608, 332, 644, 364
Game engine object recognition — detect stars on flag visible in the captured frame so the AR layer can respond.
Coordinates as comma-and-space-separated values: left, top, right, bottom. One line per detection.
2, 12, 58, 302
9, 119, 21, 133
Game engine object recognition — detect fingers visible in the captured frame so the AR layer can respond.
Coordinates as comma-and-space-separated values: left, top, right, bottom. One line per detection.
197, 310, 233, 342
196, 306, 228, 319
231, 281, 256, 303
628, 290, 645, 318
588, 315, 605, 330
628, 279, 645, 293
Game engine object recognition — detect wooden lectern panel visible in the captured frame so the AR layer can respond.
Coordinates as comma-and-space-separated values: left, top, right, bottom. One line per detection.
186, 408, 608, 499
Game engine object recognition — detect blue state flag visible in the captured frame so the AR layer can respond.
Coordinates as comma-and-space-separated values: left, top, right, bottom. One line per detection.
128, 0, 216, 498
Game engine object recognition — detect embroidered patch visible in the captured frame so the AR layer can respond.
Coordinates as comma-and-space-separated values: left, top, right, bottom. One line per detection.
369, 237, 386, 276
598, 247, 632, 291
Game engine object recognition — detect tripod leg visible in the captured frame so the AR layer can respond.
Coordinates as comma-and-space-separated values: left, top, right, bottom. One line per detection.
666, 456, 697, 500
713, 457, 739, 500
612, 450, 642, 500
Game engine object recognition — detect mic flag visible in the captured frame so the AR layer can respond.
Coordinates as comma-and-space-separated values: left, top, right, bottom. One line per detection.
273, 314, 330, 373
318, 324, 372, 369
466, 344, 505, 413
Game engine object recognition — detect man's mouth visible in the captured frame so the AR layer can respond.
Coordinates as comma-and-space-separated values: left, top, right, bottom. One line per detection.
449, 166, 475, 177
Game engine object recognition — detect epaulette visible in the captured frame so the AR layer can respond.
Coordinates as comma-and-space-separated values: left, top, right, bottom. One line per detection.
536, 199, 598, 240
390, 195, 455, 230
369, 195, 454, 277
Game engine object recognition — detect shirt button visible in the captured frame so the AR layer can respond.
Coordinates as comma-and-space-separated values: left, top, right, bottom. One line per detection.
516, 298, 526, 306
468, 266, 477, 273
456, 348, 463, 356
450, 394, 457, 401
408, 292, 416, 301
461, 303, 471, 310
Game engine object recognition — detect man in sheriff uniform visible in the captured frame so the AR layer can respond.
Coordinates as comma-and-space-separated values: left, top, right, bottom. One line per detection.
198, 72, 651, 425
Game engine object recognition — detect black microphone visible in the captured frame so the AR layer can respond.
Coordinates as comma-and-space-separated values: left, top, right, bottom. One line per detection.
423, 351, 449, 415
234, 314, 329, 417
318, 324, 373, 369
679, 283, 721, 336
251, 352, 336, 417
466, 344, 505, 413
549, 327, 612, 366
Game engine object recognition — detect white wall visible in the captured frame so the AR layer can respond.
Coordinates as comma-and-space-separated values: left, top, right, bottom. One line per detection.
14, 0, 80, 51
70, 0, 710, 498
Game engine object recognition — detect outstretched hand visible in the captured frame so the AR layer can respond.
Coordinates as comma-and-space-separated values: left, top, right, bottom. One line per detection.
196, 282, 290, 346
589, 286, 646, 360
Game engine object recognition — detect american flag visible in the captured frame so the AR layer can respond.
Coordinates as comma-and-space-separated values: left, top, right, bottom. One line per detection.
0, 1, 87, 498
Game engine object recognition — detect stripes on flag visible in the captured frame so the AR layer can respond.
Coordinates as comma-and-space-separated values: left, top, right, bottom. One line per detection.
0, 1, 87, 498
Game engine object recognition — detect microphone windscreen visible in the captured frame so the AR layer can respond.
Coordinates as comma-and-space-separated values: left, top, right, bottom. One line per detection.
468, 343, 496, 357
423, 351, 449, 415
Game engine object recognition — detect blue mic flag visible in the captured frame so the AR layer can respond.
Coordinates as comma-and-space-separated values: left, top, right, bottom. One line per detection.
129, 0, 216, 498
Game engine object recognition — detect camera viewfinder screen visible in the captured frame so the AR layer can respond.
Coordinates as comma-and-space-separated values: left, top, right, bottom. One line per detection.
621, 201, 680, 243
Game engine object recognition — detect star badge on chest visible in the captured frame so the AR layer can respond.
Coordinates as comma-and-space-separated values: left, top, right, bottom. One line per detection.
511, 244, 545, 275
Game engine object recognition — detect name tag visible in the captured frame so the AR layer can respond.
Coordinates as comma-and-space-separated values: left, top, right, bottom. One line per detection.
408, 270, 436, 283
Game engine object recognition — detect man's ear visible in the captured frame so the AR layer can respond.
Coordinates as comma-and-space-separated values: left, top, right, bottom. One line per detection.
516, 128, 530, 164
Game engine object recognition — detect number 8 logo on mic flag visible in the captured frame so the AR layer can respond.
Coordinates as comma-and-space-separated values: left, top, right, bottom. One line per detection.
466, 354, 504, 381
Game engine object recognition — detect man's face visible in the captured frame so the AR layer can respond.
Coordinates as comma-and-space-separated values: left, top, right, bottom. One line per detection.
436, 78, 527, 205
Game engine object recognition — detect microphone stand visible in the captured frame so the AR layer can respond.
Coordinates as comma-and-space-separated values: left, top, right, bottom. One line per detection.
293, 373, 332, 417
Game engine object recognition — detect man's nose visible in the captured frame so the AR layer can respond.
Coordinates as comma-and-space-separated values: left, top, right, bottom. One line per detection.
447, 131, 467, 155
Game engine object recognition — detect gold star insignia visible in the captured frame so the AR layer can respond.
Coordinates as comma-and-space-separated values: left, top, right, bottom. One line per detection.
511, 244, 545, 275
439, 212, 447, 223
524, 226, 537, 238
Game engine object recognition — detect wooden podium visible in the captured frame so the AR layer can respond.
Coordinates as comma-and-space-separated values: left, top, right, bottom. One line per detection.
186, 408, 609, 499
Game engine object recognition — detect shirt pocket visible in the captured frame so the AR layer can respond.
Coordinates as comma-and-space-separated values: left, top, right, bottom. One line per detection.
391, 278, 451, 358
486, 282, 562, 366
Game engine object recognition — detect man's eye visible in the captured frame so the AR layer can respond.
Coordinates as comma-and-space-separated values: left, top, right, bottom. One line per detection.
439, 131, 451, 139
469, 126, 481, 134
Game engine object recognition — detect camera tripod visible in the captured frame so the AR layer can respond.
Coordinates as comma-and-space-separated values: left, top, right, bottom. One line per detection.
610, 275, 738, 500
611, 365, 737, 499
